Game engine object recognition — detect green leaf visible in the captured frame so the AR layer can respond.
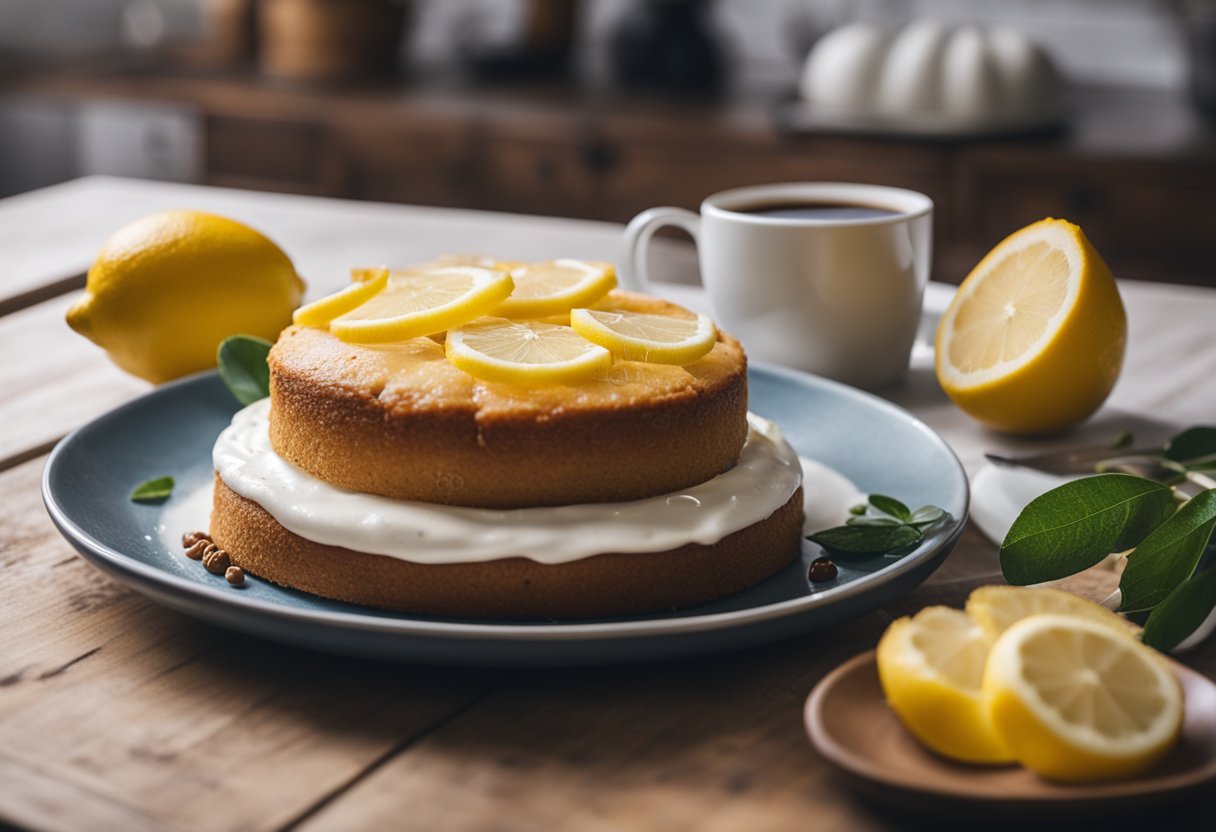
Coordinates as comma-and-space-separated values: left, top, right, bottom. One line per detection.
868, 495, 911, 522
1119, 489, 1216, 612
908, 505, 945, 528
809, 523, 922, 555
845, 516, 903, 527
1000, 474, 1175, 585
218, 335, 273, 406
847, 503, 867, 516
1142, 566, 1216, 652
1164, 426, 1216, 464
130, 476, 174, 503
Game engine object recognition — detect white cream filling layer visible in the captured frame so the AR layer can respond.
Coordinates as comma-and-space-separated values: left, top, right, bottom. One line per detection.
212, 399, 804, 565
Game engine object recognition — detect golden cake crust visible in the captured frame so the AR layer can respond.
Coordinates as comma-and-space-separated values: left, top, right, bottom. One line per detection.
211, 476, 804, 619
268, 290, 748, 508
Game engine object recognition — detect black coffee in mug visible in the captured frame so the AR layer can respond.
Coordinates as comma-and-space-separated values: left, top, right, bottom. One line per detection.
736, 202, 900, 221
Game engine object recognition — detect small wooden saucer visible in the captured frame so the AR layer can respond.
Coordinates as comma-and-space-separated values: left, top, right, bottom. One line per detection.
805, 650, 1216, 820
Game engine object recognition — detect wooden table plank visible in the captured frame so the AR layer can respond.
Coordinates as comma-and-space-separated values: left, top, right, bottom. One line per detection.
0, 292, 147, 469
0, 175, 699, 314
298, 616, 892, 832
0, 456, 499, 832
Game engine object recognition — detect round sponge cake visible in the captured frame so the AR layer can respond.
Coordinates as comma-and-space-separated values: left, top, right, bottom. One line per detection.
211, 476, 804, 619
268, 290, 747, 509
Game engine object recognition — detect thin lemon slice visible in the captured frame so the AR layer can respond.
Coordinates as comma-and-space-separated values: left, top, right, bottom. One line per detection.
984, 615, 1182, 782
446, 317, 612, 385
292, 267, 389, 327
330, 266, 514, 344
877, 606, 1014, 763
966, 585, 1139, 641
493, 260, 617, 318
569, 308, 716, 365
935, 218, 1126, 434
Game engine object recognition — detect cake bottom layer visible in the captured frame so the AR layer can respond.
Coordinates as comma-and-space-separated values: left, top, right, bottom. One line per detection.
210, 476, 805, 620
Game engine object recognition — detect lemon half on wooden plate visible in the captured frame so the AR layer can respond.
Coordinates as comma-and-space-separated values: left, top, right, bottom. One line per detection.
805, 647, 1216, 819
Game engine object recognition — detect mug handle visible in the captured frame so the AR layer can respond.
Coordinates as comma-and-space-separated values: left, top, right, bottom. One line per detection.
618, 206, 701, 293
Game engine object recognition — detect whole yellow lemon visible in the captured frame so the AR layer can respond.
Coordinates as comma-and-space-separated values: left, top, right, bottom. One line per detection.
66, 210, 304, 383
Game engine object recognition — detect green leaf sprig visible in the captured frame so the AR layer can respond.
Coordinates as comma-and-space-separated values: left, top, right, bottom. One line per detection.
999, 468, 1216, 651
808, 495, 946, 555
1164, 426, 1216, 470
130, 475, 174, 503
218, 335, 273, 405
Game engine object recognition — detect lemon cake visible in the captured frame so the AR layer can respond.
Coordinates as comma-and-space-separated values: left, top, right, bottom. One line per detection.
269, 291, 747, 508
208, 268, 805, 619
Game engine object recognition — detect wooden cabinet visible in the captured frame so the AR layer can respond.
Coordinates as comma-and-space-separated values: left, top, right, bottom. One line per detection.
5, 68, 1216, 286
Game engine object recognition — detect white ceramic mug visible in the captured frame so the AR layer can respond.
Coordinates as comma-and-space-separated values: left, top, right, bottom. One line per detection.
619, 182, 933, 388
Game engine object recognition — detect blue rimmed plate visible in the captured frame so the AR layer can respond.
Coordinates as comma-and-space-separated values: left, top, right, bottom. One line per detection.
43, 364, 967, 665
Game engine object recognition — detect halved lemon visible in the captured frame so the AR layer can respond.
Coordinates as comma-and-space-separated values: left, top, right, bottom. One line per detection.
966, 585, 1138, 641
445, 317, 612, 385
935, 218, 1126, 434
493, 259, 617, 319
570, 308, 716, 365
330, 266, 514, 344
877, 606, 1014, 763
293, 267, 389, 327
984, 615, 1182, 782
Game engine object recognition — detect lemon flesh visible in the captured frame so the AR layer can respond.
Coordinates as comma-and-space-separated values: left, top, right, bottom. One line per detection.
330, 266, 514, 344
570, 308, 716, 365
493, 259, 617, 319
935, 218, 1126, 434
445, 318, 611, 385
984, 615, 1182, 782
293, 268, 389, 327
65, 210, 304, 384
966, 585, 1139, 641
877, 606, 1014, 764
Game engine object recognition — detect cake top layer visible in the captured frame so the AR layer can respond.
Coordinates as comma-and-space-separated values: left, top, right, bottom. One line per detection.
270, 289, 745, 425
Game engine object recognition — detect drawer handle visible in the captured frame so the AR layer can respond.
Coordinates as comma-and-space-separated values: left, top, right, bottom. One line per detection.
579, 139, 619, 174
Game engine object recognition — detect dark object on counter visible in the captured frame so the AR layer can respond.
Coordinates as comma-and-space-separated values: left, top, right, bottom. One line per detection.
258, 0, 408, 84
608, 0, 726, 93
461, 0, 581, 81
1181, 0, 1216, 117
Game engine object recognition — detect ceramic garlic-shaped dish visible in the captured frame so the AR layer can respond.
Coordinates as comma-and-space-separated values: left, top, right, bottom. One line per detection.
798, 21, 1064, 137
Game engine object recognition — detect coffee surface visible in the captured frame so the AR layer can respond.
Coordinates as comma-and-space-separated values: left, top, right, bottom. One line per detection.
736, 202, 900, 221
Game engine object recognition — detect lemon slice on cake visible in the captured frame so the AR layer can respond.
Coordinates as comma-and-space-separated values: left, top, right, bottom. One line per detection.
330, 266, 514, 343
446, 317, 612, 385
966, 585, 1138, 641
293, 267, 389, 327
570, 308, 716, 365
935, 218, 1126, 434
877, 606, 1014, 763
493, 259, 617, 319
984, 615, 1183, 782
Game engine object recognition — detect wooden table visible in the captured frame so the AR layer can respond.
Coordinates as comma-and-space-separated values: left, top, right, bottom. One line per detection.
2, 177, 1214, 831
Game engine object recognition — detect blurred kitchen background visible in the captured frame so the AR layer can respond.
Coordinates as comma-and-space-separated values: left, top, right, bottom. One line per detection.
1, 0, 1213, 286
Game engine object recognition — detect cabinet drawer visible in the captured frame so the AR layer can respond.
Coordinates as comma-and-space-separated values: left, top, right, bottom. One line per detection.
959, 163, 1216, 276
341, 125, 481, 208
206, 117, 343, 195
